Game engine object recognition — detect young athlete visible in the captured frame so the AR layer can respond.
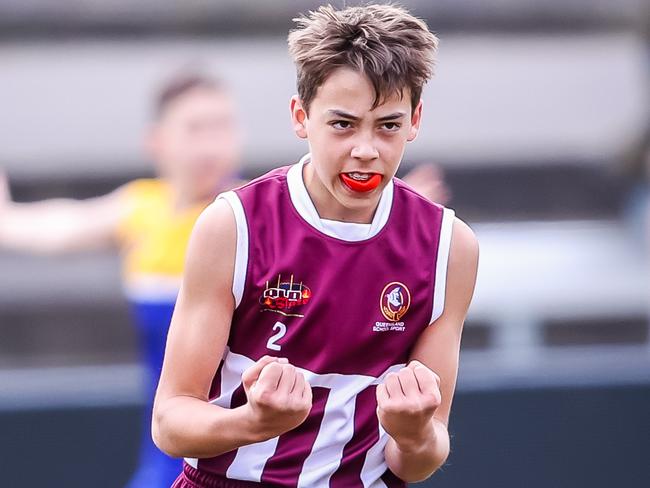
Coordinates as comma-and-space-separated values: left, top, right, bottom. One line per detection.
0, 68, 444, 486
153, 4, 479, 487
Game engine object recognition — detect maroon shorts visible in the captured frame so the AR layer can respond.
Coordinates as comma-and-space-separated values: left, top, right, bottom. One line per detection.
171, 463, 265, 488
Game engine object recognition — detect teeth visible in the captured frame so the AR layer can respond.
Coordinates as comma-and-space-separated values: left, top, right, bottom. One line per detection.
347, 172, 371, 181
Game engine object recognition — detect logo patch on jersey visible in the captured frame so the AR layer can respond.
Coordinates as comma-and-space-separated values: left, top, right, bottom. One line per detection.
260, 274, 312, 318
374, 282, 411, 332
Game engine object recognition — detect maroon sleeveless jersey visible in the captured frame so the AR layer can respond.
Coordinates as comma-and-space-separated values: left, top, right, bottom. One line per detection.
183, 155, 455, 487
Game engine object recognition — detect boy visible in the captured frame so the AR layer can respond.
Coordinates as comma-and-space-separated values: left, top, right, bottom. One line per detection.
155, 4, 479, 487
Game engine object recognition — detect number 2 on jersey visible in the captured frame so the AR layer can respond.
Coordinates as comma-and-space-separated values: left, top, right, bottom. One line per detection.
267, 321, 287, 351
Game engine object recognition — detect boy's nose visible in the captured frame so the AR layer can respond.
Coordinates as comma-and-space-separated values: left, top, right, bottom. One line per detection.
350, 138, 379, 161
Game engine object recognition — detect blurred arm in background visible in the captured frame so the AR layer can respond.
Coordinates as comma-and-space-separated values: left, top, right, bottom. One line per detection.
0, 158, 448, 256
0, 171, 128, 254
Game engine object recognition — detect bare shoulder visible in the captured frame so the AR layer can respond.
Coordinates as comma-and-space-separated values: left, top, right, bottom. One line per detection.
444, 216, 479, 319
450, 217, 479, 263
191, 197, 237, 248
183, 197, 237, 296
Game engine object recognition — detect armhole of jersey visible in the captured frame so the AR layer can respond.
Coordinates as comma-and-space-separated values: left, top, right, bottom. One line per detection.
430, 207, 455, 324
216, 191, 249, 309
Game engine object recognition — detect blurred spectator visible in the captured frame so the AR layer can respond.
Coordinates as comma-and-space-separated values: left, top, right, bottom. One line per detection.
0, 71, 243, 488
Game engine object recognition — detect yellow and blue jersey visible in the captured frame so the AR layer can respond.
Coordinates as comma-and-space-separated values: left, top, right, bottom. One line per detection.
117, 178, 202, 300
116, 178, 206, 488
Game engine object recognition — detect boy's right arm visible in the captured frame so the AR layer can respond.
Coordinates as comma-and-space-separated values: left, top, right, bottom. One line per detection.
152, 198, 312, 459
0, 171, 127, 253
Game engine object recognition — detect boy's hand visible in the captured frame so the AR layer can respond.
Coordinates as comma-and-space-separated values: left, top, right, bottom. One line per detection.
241, 355, 313, 440
376, 360, 442, 452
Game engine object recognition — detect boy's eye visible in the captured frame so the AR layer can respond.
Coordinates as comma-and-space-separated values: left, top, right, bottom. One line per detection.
331, 120, 352, 130
382, 122, 401, 131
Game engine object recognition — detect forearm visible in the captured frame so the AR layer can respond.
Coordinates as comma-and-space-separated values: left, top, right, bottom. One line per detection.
152, 395, 268, 459
0, 200, 112, 253
384, 418, 450, 483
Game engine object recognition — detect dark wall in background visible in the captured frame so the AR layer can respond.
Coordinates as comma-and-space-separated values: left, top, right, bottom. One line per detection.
3, 383, 648, 487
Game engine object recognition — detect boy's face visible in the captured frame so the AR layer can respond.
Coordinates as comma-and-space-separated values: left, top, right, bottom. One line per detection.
291, 68, 422, 220
147, 87, 241, 202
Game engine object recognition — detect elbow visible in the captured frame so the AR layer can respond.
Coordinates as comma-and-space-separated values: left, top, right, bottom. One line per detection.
396, 456, 448, 484
150, 415, 169, 456
151, 403, 184, 459
405, 456, 449, 483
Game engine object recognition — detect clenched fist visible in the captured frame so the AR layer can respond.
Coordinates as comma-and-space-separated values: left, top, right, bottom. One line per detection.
376, 360, 442, 449
241, 355, 313, 440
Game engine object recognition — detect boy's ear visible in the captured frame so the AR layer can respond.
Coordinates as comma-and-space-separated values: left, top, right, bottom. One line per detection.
290, 95, 308, 139
407, 100, 423, 142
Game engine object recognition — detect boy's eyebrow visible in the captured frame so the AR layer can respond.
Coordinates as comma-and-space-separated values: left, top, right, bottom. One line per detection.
326, 109, 407, 121
327, 109, 360, 121
376, 111, 407, 122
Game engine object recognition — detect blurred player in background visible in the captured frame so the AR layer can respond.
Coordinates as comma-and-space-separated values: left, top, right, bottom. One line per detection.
0, 72, 243, 488
153, 4, 477, 487
0, 69, 449, 487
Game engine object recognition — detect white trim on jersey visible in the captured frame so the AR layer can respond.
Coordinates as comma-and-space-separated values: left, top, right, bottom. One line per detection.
287, 153, 394, 242
201, 348, 405, 485
430, 207, 456, 324
360, 423, 390, 488
184, 346, 244, 470
296, 383, 358, 487
227, 436, 281, 482
216, 191, 249, 308
321, 218, 371, 241
212, 346, 247, 409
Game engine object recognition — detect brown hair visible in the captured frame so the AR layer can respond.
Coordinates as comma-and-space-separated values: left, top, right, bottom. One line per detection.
153, 72, 225, 119
287, 3, 438, 115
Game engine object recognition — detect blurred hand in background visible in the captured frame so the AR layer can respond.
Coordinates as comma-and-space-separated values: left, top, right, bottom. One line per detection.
402, 163, 451, 205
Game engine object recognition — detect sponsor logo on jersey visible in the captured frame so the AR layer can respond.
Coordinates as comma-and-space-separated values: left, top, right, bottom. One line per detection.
260, 273, 312, 317
374, 281, 411, 332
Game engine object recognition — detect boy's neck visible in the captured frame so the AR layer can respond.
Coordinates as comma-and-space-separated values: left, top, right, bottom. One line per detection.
302, 161, 380, 224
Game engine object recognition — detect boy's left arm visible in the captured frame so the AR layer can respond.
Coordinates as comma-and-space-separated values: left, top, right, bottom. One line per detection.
378, 217, 479, 483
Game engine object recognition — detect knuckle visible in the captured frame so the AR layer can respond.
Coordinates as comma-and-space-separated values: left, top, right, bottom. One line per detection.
255, 390, 274, 407
398, 368, 413, 380
414, 363, 431, 373
289, 397, 307, 413
257, 385, 274, 399
264, 363, 280, 375
421, 393, 441, 412
434, 392, 442, 406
